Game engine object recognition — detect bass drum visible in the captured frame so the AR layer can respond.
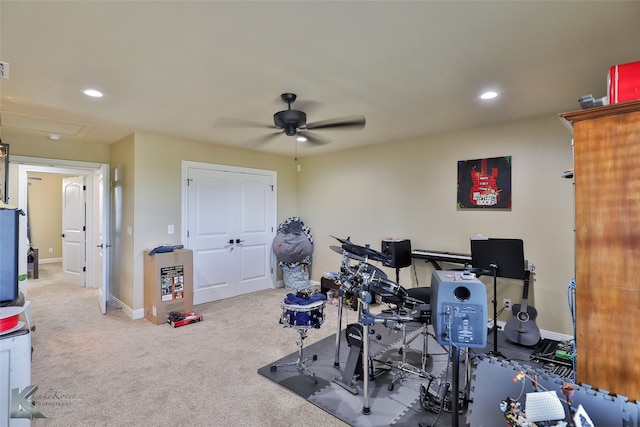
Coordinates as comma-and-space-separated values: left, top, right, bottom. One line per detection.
369, 277, 407, 305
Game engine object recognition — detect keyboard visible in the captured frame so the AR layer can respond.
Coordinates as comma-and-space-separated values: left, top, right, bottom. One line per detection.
411, 249, 472, 265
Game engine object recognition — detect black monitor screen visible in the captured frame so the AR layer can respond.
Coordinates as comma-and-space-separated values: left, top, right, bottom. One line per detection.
470, 238, 525, 280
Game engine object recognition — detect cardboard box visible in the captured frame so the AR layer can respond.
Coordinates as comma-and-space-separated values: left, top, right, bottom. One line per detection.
608, 60, 640, 104
144, 249, 193, 325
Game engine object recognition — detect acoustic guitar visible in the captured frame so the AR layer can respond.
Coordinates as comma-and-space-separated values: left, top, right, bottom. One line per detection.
504, 267, 541, 347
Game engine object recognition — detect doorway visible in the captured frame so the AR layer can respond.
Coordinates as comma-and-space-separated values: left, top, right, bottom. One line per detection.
11, 156, 110, 313
26, 172, 85, 286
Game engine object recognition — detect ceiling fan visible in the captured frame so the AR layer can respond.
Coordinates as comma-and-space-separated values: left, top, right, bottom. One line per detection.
217, 93, 366, 145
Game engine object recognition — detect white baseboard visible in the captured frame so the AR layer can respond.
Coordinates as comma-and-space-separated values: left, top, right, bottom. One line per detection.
109, 294, 144, 320
273, 279, 320, 290
39, 257, 62, 264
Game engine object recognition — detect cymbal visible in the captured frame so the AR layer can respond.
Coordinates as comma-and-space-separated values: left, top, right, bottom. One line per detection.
330, 235, 352, 245
329, 245, 365, 261
347, 244, 390, 263
329, 235, 390, 263
358, 262, 387, 279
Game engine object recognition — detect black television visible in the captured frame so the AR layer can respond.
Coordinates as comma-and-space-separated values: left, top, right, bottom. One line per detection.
0, 208, 20, 305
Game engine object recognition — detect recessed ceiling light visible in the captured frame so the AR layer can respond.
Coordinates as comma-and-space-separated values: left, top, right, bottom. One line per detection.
480, 91, 499, 100
83, 89, 103, 98
48, 134, 61, 140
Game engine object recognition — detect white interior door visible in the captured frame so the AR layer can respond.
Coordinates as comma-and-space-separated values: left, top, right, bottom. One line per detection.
186, 164, 275, 304
95, 165, 110, 313
62, 176, 86, 286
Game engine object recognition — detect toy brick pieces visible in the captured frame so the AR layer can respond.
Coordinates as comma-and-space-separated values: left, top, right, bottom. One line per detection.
167, 311, 203, 328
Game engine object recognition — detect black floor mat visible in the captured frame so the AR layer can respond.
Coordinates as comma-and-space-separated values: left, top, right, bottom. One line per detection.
259, 324, 557, 426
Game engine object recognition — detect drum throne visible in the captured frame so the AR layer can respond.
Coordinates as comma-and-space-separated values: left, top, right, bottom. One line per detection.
270, 293, 327, 384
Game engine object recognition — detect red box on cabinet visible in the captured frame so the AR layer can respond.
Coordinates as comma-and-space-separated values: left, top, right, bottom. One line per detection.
608, 61, 640, 104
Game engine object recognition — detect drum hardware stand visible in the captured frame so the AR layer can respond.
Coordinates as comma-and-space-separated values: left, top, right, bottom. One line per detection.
334, 272, 360, 368
384, 317, 432, 391
270, 327, 319, 384
333, 289, 345, 368
332, 322, 388, 394
419, 348, 471, 426
361, 292, 374, 415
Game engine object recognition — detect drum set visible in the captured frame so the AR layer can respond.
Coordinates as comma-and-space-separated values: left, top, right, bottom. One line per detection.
328, 236, 434, 415
272, 235, 472, 418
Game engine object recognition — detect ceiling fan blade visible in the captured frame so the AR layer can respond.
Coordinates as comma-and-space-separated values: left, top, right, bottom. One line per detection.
298, 131, 331, 145
214, 117, 275, 129
305, 115, 366, 131
246, 131, 283, 146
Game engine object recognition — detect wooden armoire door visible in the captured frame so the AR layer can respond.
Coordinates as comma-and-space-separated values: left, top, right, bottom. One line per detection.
561, 100, 640, 401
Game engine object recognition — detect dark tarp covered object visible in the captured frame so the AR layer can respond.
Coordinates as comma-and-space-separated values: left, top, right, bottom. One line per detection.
272, 217, 314, 290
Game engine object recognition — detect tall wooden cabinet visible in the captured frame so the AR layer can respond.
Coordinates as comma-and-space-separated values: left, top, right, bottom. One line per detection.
560, 100, 640, 401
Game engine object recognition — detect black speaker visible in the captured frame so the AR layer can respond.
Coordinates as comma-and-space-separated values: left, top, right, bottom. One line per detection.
381, 239, 411, 269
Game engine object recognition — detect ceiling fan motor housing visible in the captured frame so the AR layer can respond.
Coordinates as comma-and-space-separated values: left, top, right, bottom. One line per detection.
274, 110, 306, 135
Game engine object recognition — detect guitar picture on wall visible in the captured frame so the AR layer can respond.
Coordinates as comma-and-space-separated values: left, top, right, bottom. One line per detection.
504, 267, 541, 347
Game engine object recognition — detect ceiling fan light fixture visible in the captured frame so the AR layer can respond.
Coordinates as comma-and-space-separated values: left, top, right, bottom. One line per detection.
296, 135, 307, 142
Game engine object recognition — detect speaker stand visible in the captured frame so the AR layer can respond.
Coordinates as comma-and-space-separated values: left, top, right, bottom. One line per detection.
488, 264, 505, 358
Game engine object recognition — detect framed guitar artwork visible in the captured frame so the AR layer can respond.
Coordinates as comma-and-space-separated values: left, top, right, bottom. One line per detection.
457, 155, 512, 210
504, 266, 541, 347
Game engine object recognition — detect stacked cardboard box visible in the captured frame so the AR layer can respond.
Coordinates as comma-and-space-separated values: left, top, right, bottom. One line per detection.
143, 249, 193, 325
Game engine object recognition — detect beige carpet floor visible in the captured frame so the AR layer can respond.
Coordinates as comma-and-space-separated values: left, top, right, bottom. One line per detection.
26, 263, 352, 427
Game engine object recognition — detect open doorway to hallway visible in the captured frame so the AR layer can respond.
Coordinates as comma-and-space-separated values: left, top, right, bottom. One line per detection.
10, 156, 111, 314
26, 172, 85, 286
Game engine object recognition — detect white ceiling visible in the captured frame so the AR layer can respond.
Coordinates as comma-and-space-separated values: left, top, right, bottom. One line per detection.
1, 1, 639, 157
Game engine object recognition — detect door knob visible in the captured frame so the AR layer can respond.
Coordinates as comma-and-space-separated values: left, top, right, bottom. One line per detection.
96, 244, 104, 248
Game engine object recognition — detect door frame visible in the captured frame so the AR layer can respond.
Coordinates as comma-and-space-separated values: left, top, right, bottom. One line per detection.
11, 156, 110, 296
181, 161, 278, 294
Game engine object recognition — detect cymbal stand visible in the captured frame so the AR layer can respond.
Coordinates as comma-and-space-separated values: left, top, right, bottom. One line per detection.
359, 286, 374, 415
334, 290, 345, 367
334, 253, 359, 368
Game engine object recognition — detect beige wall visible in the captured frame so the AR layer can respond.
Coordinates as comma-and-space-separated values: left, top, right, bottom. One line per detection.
110, 134, 136, 308
7, 113, 576, 335
4, 132, 111, 164
298, 114, 575, 335
122, 133, 298, 311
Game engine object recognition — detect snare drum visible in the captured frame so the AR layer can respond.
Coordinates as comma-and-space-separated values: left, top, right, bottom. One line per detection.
281, 300, 326, 328
369, 277, 407, 305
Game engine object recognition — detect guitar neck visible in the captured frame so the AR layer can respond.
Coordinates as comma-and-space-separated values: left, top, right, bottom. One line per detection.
519, 269, 532, 308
